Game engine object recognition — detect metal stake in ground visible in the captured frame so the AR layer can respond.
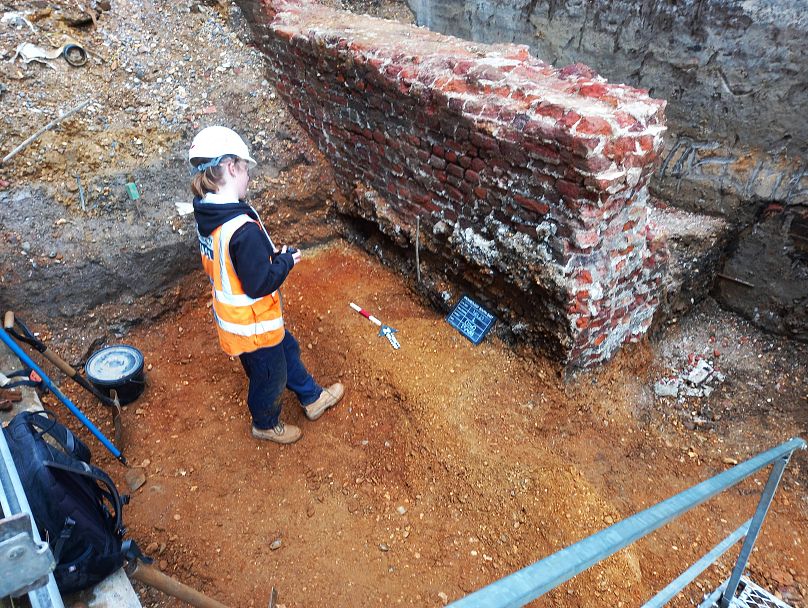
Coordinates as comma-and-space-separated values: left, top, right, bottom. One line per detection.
349, 302, 400, 350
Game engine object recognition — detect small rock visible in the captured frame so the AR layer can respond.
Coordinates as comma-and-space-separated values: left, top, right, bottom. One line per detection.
145, 542, 159, 555
396, 505, 407, 515
270, 538, 282, 550
654, 378, 679, 398
721, 457, 739, 465
173, 514, 181, 521
379, 543, 389, 552
158, 559, 168, 570
686, 358, 713, 386
771, 568, 794, 586
438, 591, 448, 604
124, 467, 147, 492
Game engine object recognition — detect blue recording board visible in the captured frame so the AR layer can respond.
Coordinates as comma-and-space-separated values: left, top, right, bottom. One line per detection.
446, 295, 496, 345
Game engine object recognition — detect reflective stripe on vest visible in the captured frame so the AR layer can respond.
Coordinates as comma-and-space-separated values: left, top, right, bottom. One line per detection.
199, 214, 284, 355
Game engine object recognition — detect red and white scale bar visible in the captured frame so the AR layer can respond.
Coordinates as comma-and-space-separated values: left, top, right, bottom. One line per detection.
349, 302, 401, 350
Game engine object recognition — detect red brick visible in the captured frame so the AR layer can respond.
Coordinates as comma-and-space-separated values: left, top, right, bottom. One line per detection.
470, 157, 486, 172
447, 163, 464, 178
513, 194, 550, 216
524, 142, 561, 164
470, 131, 499, 151
571, 135, 601, 158
559, 63, 598, 79
452, 60, 475, 76
533, 103, 564, 121
558, 111, 581, 129
576, 116, 613, 136
577, 82, 609, 99
464, 169, 480, 183
556, 179, 583, 200
429, 155, 446, 170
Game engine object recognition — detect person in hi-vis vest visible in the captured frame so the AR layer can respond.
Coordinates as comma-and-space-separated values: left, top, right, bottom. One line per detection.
189, 126, 344, 444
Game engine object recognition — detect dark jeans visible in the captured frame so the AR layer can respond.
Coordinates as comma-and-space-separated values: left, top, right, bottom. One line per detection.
239, 331, 322, 430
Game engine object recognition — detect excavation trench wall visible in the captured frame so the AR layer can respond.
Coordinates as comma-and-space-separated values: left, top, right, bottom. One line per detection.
405, 0, 808, 340
240, 0, 669, 367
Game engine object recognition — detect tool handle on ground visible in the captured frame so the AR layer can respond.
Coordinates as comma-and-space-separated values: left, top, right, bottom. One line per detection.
40, 346, 78, 377
49, 350, 118, 408
0, 326, 125, 463
3, 311, 13, 329
349, 302, 382, 326
127, 560, 232, 608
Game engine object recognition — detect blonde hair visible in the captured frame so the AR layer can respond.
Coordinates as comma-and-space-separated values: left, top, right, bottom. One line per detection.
190, 156, 237, 198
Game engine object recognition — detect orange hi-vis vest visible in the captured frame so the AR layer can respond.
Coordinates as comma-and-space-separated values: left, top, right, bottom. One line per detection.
198, 214, 284, 356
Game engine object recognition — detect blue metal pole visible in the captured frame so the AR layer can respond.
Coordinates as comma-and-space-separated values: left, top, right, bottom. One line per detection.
0, 326, 124, 463
719, 454, 790, 608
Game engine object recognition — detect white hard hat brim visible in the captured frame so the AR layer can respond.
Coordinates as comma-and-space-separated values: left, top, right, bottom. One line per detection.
188, 126, 257, 167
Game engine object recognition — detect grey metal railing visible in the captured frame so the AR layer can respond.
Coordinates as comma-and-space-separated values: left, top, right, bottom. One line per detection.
448, 437, 806, 608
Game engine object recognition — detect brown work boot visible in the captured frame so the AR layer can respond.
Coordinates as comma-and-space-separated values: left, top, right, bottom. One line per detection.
251, 421, 301, 444
304, 383, 344, 421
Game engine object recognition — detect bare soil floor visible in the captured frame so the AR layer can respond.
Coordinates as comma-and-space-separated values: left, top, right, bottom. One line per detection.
50, 241, 806, 608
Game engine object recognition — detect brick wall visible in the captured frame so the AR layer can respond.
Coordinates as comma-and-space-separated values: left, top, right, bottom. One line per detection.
239, 0, 668, 367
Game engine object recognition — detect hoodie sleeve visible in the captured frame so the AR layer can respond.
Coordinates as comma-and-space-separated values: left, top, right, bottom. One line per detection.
229, 223, 295, 298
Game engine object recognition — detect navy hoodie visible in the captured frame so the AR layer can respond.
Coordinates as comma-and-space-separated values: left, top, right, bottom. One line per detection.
193, 197, 295, 298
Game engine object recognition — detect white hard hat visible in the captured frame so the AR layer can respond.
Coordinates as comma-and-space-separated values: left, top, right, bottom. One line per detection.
188, 126, 256, 170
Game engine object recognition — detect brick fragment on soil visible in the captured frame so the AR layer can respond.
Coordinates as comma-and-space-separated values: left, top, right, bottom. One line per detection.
239, 0, 668, 367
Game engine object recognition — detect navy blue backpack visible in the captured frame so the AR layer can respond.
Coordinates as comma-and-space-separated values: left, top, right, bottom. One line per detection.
3, 410, 144, 593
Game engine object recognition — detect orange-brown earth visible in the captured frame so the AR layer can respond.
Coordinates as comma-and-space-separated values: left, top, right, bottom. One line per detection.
55, 241, 805, 608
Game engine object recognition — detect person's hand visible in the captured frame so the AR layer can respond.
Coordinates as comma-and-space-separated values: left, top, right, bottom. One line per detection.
281, 245, 302, 266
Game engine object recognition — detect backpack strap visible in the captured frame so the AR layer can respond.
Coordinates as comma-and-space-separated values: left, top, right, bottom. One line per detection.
44, 461, 123, 535
24, 411, 91, 463
52, 517, 76, 562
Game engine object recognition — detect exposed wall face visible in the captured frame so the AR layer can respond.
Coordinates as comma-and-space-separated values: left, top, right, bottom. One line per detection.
403, 0, 808, 341
240, 0, 668, 367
